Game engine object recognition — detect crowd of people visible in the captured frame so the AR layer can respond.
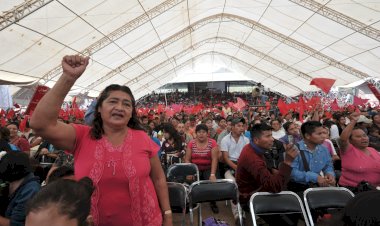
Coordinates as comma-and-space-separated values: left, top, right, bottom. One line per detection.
0, 55, 380, 226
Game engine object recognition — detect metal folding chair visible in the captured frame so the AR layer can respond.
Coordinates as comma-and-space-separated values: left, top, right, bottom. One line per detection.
167, 182, 187, 226
249, 191, 310, 226
166, 163, 200, 184
303, 187, 354, 226
189, 179, 243, 226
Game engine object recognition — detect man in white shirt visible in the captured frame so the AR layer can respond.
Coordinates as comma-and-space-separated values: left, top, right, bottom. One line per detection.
221, 117, 250, 222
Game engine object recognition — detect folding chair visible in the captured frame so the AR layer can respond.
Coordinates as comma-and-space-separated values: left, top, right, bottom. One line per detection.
303, 187, 355, 226
167, 182, 187, 226
188, 179, 243, 226
249, 191, 310, 226
166, 163, 200, 184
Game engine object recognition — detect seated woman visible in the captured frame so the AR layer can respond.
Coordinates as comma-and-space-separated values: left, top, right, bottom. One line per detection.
0, 151, 41, 226
338, 112, 380, 192
160, 123, 185, 171
6, 123, 30, 154
26, 177, 94, 226
0, 127, 19, 152
185, 124, 220, 213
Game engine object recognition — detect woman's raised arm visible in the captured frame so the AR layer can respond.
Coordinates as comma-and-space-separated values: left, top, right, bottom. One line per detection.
30, 55, 89, 150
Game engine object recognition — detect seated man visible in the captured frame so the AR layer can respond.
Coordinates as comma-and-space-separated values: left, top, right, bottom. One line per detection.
236, 123, 298, 225
288, 121, 336, 193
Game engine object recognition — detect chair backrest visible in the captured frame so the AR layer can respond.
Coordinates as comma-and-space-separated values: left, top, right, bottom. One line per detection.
249, 191, 310, 226
166, 163, 200, 183
304, 187, 354, 226
167, 182, 187, 210
189, 179, 238, 204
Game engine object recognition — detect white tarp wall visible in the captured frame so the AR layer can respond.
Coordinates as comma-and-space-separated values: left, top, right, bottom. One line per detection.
0, 0, 379, 100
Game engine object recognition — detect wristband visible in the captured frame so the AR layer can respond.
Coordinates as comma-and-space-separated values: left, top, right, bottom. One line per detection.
210, 174, 215, 176
164, 210, 172, 215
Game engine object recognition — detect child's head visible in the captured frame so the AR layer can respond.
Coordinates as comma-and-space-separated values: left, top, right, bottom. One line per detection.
26, 177, 94, 226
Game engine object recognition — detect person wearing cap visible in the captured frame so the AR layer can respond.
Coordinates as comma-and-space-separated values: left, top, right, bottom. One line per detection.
356, 114, 372, 134
220, 117, 250, 222
338, 112, 380, 191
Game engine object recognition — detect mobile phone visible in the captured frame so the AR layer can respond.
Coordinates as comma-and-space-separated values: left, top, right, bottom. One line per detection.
288, 135, 294, 144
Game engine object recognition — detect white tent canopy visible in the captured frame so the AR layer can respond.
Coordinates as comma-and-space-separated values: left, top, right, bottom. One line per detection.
1, 0, 379, 100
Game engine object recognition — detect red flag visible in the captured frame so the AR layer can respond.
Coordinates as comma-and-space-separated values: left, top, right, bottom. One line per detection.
171, 104, 183, 113
166, 108, 175, 117
72, 96, 78, 109
1, 117, 6, 127
331, 99, 340, 111
353, 96, 368, 106
6, 109, 14, 120
367, 82, 380, 101
277, 99, 288, 115
0, 109, 5, 117
19, 115, 29, 132
233, 97, 247, 110
298, 96, 305, 122
265, 101, 271, 111
25, 85, 50, 116
310, 78, 336, 93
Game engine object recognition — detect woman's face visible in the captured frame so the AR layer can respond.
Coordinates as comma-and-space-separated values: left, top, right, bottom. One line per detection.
196, 130, 208, 142
350, 129, 369, 149
373, 114, 380, 124
98, 90, 132, 128
163, 130, 170, 140
149, 122, 155, 130
26, 206, 79, 226
205, 120, 212, 129
6, 124, 18, 138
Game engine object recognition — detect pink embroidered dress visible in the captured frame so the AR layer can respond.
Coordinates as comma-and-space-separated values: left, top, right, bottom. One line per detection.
339, 143, 380, 187
72, 124, 162, 226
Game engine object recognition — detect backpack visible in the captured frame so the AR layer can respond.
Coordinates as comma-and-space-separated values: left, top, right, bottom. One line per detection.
202, 217, 229, 226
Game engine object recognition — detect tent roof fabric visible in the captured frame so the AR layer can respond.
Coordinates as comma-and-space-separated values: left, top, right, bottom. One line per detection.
1, 0, 379, 99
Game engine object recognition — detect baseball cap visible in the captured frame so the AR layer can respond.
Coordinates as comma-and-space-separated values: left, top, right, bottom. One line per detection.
357, 115, 372, 124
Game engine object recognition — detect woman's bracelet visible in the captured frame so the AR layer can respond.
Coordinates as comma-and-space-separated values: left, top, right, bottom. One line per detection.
210, 174, 215, 176
163, 209, 172, 215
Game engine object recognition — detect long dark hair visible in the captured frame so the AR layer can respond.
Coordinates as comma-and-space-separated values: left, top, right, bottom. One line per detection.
162, 123, 183, 150
90, 84, 144, 139
26, 177, 94, 226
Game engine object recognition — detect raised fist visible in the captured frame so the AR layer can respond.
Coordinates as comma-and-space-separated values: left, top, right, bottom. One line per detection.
62, 55, 89, 81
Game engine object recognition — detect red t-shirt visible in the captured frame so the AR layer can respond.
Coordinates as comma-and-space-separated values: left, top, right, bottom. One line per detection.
187, 138, 217, 171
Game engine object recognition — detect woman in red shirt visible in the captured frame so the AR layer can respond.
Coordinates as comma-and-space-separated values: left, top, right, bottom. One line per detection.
7, 122, 30, 154
185, 123, 220, 213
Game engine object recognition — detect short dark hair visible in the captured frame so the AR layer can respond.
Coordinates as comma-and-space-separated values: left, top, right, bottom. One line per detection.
26, 177, 94, 226
195, 124, 208, 133
270, 119, 281, 125
250, 123, 272, 140
231, 117, 245, 126
282, 121, 294, 133
300, 121, 322, 137
0, 127, 11, 142
0, 151, 31, 182
47, 166, 74, 184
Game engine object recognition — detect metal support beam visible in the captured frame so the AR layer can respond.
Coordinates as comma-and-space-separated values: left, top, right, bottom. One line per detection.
132, 51, 303, 97
224, 13, 370, 79
0, 0, 54, 31
38, 0, 185, 83
85, 13, 370, 93
123, 37, 310, 89
289, 0, 380, 42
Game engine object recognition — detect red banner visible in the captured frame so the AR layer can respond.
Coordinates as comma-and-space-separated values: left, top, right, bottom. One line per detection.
367, 82, 380, 102
24, 85, 50, 116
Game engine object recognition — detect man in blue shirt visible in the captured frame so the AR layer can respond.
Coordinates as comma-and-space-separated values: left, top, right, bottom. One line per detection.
290, 121, 335, 190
